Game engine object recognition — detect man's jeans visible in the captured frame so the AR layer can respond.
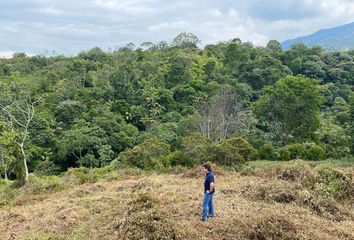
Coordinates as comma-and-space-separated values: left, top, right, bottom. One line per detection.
202, 192, 214, 221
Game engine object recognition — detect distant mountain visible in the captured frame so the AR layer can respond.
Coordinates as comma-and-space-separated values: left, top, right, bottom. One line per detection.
281, 22, 354, 51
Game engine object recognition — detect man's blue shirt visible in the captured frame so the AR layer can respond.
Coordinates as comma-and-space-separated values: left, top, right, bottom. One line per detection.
204, 171, 215, 193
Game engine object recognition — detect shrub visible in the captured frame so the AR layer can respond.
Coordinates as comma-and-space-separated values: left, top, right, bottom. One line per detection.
259, 143, 278, 160
61, 167, 97, 184
34, 160, 61, 176
180, 133, 214, 164
0, 179, 9, 186
288, 143, 305, 159
138, 123, 179, 148
54, 100, 86, 125
216, 137, 255, 168
318, 121, 351, 158
0, 185, 17, 206
248, 214, 299, 240
245, 179, 299, 204
164, 150, 193, 167
114, 191, 178, 240
117, 209, 177, 240
313, 165, 353, 200
118, 138, 171, 170
281, 160, 313, 182
302, 143, 326, 161
92, 164, 115, 177
278, 147, 291, 161
23, 175, 64, 195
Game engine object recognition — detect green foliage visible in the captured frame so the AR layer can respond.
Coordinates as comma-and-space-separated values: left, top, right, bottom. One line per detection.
350, 93, 354, 154
180, 133, 214, 165
62, 167, 98, 184
172, 32, 200, 49
0, 123, 20, 179
33, 160, 61, 176
302, 143, 326, 161
313, 164, 353, 200
164, 151, 193, 167
266, 40, 282, 55
288, 143, 305, 159
254, 76, 323, 144
216, 137, 255, 167
259, 143, 278, 160
276, 147, 290, 161
317, 121, 351, 158
55, 100, 87, 126
118, 138, 171, 170
0, 34, 353, 179
138, 123, 179, 147
57, 123, 108, 168
24, 174, 64, 194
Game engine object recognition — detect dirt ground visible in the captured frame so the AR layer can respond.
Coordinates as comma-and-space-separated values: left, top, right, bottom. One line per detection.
0, 169, 353, 240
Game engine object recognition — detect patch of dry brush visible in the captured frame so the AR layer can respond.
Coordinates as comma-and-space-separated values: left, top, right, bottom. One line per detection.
0, 161, 353, 240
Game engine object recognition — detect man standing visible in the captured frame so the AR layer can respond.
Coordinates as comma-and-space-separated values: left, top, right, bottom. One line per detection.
202, 163, 215, 221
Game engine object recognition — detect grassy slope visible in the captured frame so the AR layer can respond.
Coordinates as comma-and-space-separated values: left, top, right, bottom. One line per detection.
0, 162, 353, 240
247, 158, 354, 169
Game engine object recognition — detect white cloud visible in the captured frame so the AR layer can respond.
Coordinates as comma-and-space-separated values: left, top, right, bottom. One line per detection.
0, 0, 354, 55
0, 51, 15, 58
93, 0, 158, 15
148, 21, 191, 32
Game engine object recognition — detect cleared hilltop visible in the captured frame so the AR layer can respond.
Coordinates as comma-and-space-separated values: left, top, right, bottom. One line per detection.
1, 161, 353, 240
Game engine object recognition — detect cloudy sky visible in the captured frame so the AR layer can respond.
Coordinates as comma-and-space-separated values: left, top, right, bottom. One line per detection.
1, 0, 354, 57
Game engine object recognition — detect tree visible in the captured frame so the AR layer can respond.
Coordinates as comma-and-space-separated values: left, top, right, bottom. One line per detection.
57, 123, 107, 169
302, 61, 326, 80
0, 83, 38, 184
258, 142, 277, 160
326, 97, 350, 127
140, 42, 155, 50
172, 32, 200, 49
138, 122, 179, 147
0, 33, 353, 176
316, 120, 351, 158
216, 137, 255, 168
240, 56, 291, 90
0, 122, 18, 180
266, 40, 282, 55
350, 93, 354, 154
54, 100, 87, 127
142, 87, 166, 118
254, 76, 323, 144
198, 85, 253, 142
180, 133, 214, 164
118, 138, 170, 170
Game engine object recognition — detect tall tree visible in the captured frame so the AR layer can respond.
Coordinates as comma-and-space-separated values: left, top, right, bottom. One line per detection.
350, 93, 354, 154
254, 76, 323, 144
198, 85, 253, 142
172, 32, 200, 49
0, 122, 18, 180
0, 83, 38, 183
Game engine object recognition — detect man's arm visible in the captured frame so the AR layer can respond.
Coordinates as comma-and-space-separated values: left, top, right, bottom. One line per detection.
207, 181, 214, 193
210, 182, 214, 192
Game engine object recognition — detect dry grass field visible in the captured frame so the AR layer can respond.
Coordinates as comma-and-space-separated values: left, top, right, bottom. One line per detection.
0, 161, 353, 240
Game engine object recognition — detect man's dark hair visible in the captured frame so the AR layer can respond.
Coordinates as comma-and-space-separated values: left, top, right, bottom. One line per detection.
202, 163, 212, 172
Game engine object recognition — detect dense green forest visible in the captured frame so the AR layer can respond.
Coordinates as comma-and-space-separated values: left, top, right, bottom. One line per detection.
0, 33, 353, 184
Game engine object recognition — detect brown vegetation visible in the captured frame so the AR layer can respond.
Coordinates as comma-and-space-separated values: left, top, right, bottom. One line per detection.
0, 161, 353, 240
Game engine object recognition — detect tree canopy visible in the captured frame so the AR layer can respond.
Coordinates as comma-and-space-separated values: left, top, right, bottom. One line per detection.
0, 35, 353, 181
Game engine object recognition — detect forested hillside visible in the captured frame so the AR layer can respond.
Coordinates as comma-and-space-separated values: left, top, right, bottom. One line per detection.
282, 21, 354, 51
0, 33, 353, 183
